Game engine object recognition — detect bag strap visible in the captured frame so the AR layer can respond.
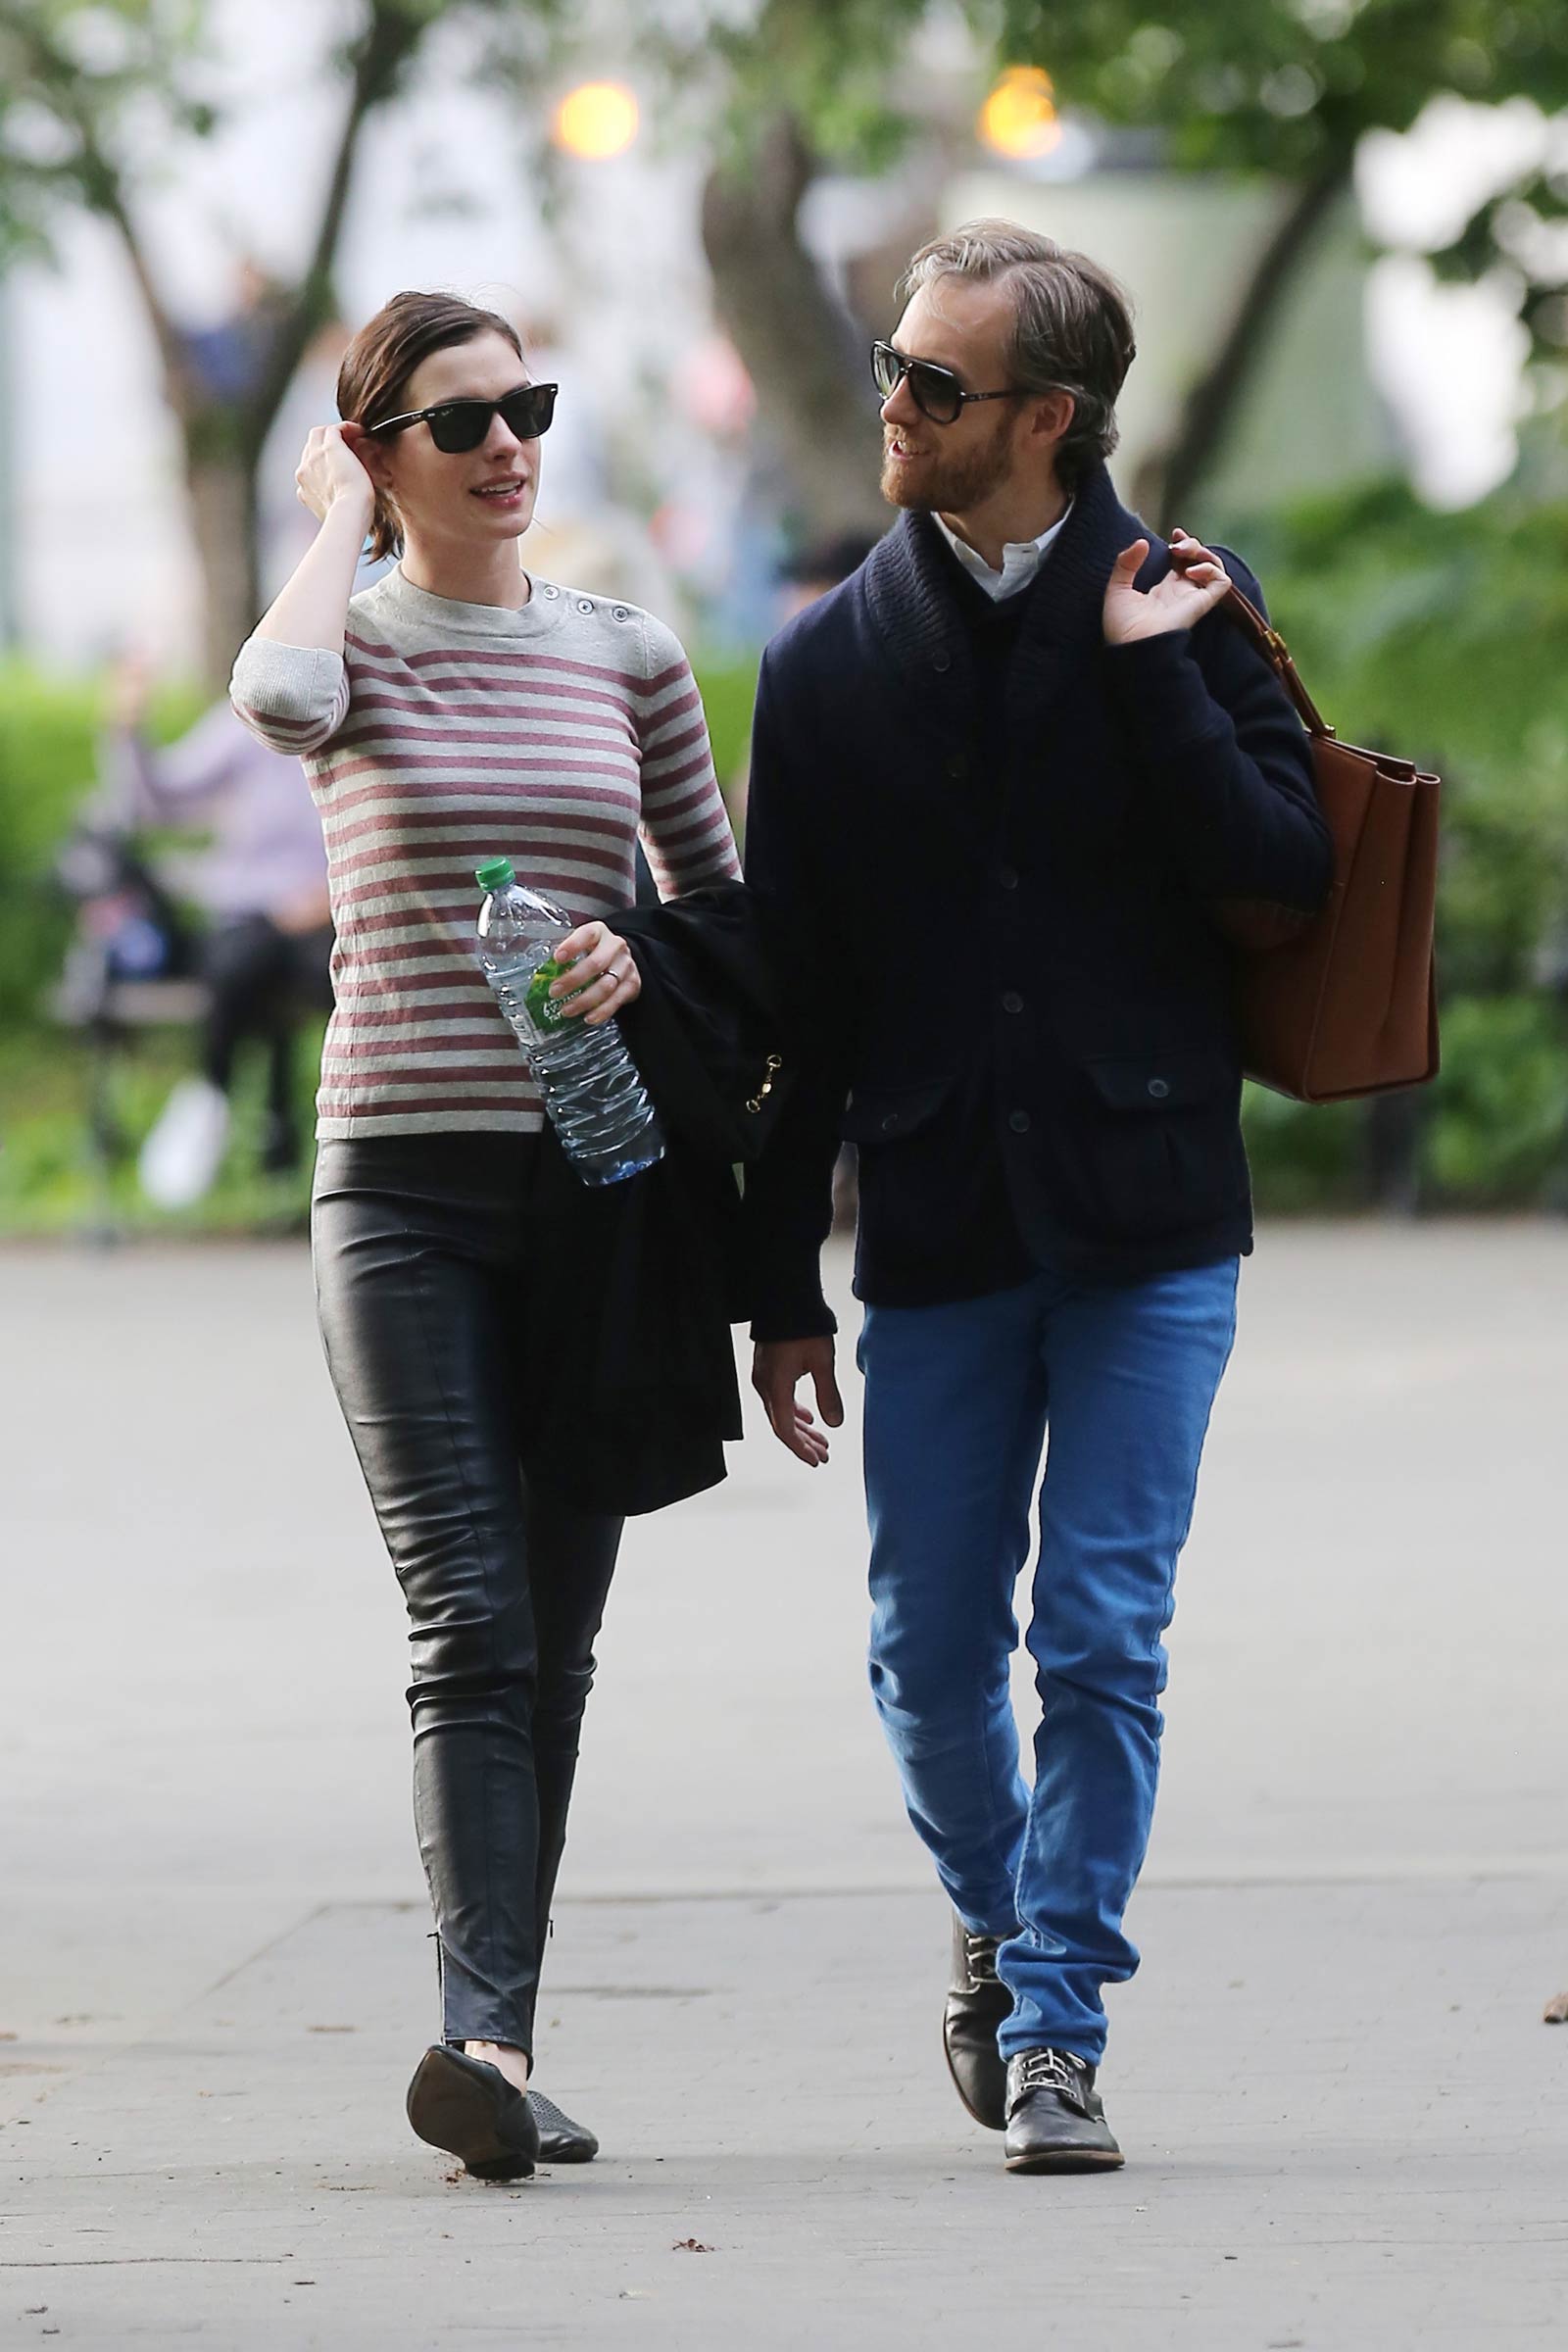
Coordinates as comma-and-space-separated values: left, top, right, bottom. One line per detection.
1217, 581, 1334, 742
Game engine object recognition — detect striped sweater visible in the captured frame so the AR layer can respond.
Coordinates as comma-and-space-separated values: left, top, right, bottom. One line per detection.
229, 566, 740, 1137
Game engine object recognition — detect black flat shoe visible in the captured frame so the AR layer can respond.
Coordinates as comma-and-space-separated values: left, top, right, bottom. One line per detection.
943, 1913, 1014, 2131
1003, 2047, 1124, 2175
527, 2089, 599, 2164
406, 2045, 540, 2180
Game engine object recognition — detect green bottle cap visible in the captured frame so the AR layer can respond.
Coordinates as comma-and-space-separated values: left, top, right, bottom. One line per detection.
474, 857, 515, 891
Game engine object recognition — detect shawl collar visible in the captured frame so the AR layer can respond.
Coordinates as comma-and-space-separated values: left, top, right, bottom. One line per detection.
860, 463, 1159, 746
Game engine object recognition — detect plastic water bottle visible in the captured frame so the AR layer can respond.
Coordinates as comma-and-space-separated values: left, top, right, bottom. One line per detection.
473, 858, 664, 1187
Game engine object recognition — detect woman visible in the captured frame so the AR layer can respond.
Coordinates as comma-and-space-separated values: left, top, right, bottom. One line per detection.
230, 291, 739, 2179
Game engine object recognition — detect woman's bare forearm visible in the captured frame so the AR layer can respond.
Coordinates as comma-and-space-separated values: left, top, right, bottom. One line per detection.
254, 496, 375, 655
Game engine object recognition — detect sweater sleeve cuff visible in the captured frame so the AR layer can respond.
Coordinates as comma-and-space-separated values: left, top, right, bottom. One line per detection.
747, 1270, 838, 1346
1103, 632, 1229, 757
230, 637, 346, 721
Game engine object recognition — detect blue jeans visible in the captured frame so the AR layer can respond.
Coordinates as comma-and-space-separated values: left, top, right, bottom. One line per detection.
858, 1258, 1240, 2065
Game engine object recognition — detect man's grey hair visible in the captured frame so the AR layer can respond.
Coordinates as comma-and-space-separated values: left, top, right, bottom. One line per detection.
899, 220, 1137, 483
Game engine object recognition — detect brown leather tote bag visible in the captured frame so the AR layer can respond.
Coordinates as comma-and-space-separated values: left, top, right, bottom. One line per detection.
1214, 584, 1441, 1103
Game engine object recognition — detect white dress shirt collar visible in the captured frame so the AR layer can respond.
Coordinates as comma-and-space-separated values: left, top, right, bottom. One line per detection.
934, 501, 1074, 602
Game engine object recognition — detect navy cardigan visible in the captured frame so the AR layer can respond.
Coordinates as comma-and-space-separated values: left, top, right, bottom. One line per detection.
738, 461, 1333, 1339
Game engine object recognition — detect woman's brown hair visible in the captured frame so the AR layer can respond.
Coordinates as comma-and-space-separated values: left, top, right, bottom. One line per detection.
337, 291, 526, 561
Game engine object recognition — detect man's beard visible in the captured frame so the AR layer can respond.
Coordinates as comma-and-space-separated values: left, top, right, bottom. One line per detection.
880, 414, 1014, 515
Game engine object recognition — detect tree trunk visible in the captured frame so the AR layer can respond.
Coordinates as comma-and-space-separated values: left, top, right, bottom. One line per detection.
92, 0, 427, 686
184, 443, 262, 690
1134, 156, 1355, 530
702, 115, 888, 541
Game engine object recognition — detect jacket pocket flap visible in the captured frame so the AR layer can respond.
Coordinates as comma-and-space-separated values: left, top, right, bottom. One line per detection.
841, 1077, 955, 1143
1084, 1047, 1235, 1112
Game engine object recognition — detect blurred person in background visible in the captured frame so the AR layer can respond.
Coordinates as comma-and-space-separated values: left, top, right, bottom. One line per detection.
101, 657, 332, 1206
776, 531, 883, 622
230, 289, 738, 2182
178, 257, 289, 408
744, 221, 1331, 2176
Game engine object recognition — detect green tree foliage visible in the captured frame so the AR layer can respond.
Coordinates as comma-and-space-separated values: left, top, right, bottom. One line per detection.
995, 2, 1568, 170
8, 3, 1565, 599
665, 0, 1568, 524
1429, 141, 1568, 399
991, 2, 1568, 515
1240, 478, 1568, 991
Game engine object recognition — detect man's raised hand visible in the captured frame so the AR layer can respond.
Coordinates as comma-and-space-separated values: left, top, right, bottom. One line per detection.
1102, 526, 1231, 646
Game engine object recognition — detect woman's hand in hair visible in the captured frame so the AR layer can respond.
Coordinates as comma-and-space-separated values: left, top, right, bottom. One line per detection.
250, 426, 376, 653
295, 424, 377, 528
549, 922, 642, 1027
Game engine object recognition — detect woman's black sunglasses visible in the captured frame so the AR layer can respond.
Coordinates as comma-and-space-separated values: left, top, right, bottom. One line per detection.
368, 382, 559, 454
870, 341, 1022, 427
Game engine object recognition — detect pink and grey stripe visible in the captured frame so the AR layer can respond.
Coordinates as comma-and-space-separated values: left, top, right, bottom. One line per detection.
230, 568, 739, 1137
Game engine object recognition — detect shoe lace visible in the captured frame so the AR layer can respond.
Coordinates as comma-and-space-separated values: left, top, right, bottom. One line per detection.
1016, 2048, 1084, 2100
961, 1932, 1000, 1984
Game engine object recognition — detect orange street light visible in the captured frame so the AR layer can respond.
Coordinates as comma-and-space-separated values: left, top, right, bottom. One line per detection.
978, 67, 1061, 161
552, 80, 640, 161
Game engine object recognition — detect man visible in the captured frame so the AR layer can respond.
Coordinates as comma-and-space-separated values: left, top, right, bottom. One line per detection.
742, 220, 1331, 2175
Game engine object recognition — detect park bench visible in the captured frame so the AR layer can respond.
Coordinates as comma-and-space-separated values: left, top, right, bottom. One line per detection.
47, 972, 211, 1238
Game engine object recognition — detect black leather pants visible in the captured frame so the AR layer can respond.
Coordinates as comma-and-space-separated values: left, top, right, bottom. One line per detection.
312, 1134, 623, 2053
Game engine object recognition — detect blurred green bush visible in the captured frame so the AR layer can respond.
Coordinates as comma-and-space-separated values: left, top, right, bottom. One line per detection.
693, 656, 760, 792
0, 663, 104, 1031
0, 664, 209, 1032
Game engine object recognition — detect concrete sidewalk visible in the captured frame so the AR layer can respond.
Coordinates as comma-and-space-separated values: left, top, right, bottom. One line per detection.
7, 1225, 1568, 2345
5, 1878, 1567, 2346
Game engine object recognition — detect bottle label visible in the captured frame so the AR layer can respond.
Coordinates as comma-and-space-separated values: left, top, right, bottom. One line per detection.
525, 957, 569, 1029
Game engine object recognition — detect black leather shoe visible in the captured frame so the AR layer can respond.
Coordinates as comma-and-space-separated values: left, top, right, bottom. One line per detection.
527, 2088, 598, 2163
943, 1913, 1014, 2131
1004, 2047, 1124, 2174
406, 2045, 540, 2180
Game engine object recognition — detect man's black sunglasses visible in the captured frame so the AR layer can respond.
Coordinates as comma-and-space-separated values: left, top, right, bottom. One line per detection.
870, 341, 1024, 427
368, 382, 559, 453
